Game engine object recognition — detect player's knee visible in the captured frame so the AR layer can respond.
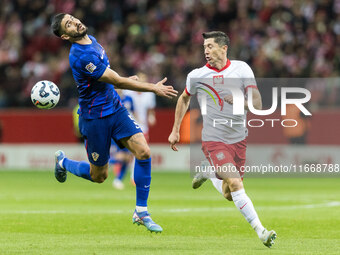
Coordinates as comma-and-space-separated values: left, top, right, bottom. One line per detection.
91, 172, 108, 183
228, 178, 243, 192
90, 164, 108, 183
136, 146, 151, 160
224, 192, 233, 201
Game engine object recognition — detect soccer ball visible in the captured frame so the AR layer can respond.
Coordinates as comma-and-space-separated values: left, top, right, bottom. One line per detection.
31, 80, 60, 109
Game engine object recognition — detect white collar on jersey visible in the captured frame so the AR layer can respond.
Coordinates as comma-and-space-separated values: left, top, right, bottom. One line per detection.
205, 59, 231, 73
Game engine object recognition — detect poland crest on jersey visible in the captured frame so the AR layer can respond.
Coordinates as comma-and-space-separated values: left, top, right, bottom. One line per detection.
213, 75, 224, 85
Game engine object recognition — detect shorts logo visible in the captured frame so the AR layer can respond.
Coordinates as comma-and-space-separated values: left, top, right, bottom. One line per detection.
85, 62, 97, 73
216, 152, 225, 161
92, 152, 99, 161
213, 75, 224, 85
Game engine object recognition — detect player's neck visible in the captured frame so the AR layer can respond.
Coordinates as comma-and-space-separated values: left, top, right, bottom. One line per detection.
72, 35, 92, 45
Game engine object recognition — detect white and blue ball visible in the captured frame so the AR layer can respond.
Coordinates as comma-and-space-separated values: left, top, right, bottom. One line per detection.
31, 80, 60, 109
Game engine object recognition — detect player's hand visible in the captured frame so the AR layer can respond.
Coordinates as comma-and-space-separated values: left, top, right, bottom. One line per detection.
168, 131, 180, 151
154, 77, 178, 98
129, 75, 139, 81
224, 95, 233, 105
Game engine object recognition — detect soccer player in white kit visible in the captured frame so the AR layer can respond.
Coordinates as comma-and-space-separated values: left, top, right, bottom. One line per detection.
168, 31, 277, 248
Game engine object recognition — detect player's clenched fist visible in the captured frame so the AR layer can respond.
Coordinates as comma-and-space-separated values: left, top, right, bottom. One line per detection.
224, 94, 233, 104
154, 77, 178, 98
168, 131, 180, 151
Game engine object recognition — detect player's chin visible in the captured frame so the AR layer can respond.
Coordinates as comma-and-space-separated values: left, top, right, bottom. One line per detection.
77, 27, 87, 37
207, 60, 214, 66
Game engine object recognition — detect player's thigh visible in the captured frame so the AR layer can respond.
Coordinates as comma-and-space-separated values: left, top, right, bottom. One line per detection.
111, 107, 147, 159
202, 141, 243, 185
79, 115, 112, 167
120, 133, 151, 160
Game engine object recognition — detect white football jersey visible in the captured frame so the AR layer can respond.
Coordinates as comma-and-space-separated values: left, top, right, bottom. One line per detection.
124, 91, 156, 134
185, 60, 257, 144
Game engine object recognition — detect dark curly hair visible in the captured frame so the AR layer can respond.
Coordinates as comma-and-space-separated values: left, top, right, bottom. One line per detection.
51, 13, 66, 37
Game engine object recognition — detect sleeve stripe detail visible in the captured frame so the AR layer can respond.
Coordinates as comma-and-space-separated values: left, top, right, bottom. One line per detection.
245, 85, 257, 92
185, 87, 191, 96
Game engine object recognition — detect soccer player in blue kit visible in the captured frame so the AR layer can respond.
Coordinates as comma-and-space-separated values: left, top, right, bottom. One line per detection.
51, 13, 178, 233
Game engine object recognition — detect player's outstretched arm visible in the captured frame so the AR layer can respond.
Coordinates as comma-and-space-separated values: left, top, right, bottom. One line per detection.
245, 88, 262, 111
168, 91, 191, 151
98, 68, 178, 98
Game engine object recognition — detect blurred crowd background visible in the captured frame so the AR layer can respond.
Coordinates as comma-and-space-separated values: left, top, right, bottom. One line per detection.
0, 0, 339, 109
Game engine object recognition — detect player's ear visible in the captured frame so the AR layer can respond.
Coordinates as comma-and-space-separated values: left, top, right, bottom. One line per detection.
224, 45, 228, 55
61, 34, 70, 41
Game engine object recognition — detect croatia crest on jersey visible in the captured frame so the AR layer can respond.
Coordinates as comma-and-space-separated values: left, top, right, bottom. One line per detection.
91, 152, 99, 161
85, 62, 97, 73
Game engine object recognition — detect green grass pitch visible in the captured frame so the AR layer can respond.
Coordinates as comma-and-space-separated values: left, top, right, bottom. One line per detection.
0, 170, 339, 255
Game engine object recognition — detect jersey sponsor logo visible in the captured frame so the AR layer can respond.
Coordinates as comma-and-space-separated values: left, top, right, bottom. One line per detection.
92, 152, 99, 161
85, 62, 97, 73
213, 75, 224, 85
216, 152, 225, 161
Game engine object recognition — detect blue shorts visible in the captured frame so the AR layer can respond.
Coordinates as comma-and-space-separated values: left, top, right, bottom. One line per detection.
79, 106, 142, 166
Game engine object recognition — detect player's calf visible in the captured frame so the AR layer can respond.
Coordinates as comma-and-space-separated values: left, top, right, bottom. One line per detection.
223, 192, 233, 201
222, 180, 233, 201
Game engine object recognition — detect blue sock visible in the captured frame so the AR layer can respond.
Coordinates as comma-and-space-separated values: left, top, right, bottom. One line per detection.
117, 162, 128, 181
134, 158, 151, 207
63, 158, 93, 181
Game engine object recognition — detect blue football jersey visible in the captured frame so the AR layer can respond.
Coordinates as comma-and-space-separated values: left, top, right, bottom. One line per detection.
69, 35, 120, 119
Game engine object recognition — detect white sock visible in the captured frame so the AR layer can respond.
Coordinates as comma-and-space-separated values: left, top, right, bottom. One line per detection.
231, 189, 265, 238
250, 218, 266, 238
136, 206, 147, 213
59, 158, 65, 169
210, 178, 223, 196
